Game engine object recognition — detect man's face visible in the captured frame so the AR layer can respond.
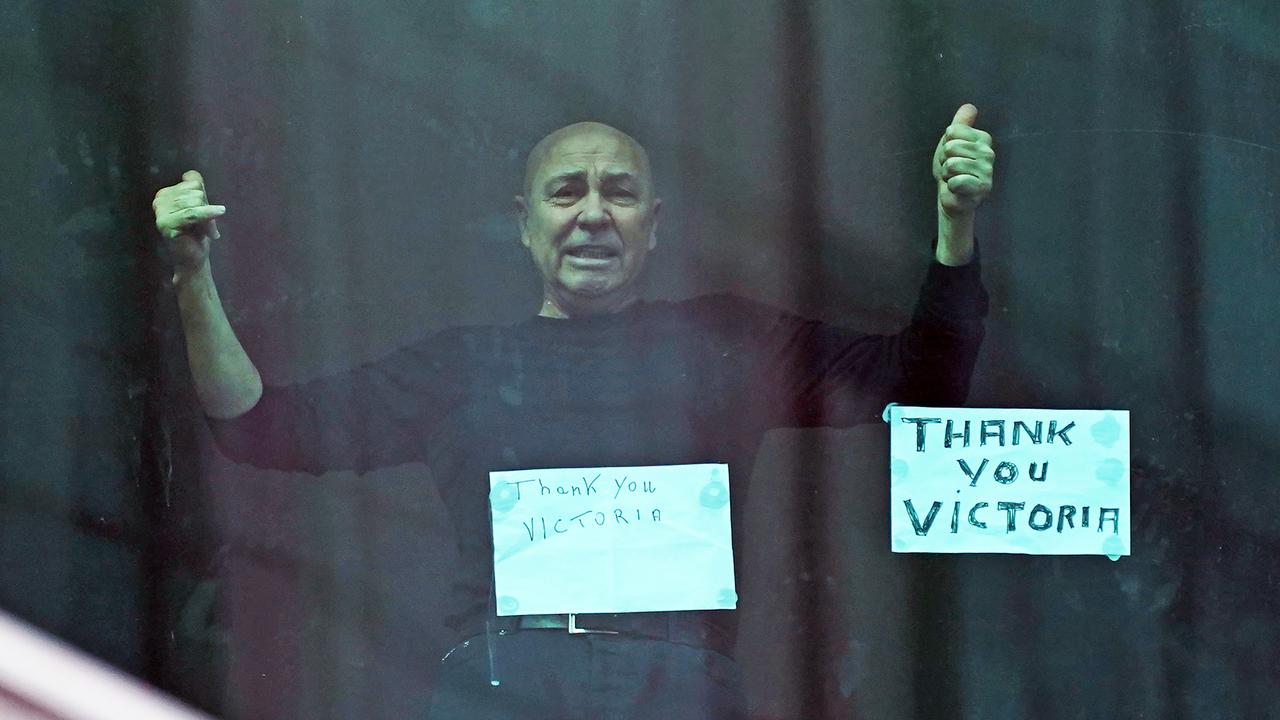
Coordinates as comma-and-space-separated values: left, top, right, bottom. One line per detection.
517, 125, 661, 317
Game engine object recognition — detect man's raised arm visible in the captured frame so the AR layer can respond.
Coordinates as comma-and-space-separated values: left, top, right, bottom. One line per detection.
932, 103, 995, 266
154, 170, 263, 419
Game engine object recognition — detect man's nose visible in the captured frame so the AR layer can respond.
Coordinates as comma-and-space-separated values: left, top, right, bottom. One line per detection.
576, 192, 611, 229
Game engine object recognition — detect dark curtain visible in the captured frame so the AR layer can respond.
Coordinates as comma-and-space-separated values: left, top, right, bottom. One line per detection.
2, 1, 1277, 718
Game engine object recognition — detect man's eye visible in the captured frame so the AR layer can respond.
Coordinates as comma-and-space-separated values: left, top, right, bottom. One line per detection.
550, 188, 578, 201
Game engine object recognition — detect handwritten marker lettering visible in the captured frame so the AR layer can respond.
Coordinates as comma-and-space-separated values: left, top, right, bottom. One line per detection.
901, 416, 1076, 451
490, 463, 734, 615
890, 408, 1129, 557
521, 507, 663, 542
613, 476, 658, 499
510, 474, 601, 500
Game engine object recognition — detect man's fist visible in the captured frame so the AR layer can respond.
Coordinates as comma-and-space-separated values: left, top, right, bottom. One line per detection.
153, 170, 225, 277
932, 104, 995, 216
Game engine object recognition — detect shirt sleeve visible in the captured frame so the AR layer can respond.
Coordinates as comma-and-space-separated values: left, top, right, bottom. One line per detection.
753, 247, 988, 428
205, 328, 468, 475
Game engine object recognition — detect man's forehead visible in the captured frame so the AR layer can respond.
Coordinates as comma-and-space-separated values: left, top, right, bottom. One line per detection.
524, 123, 651, 190
539, 160, 641, 181
546, 131, 636, 157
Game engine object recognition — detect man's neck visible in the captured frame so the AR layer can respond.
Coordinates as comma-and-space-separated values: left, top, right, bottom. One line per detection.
538, 291, 638, 319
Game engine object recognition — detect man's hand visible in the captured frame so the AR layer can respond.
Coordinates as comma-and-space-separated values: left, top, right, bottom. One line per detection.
153, 170, 262, 418
153, 170, 226, 282
933, 104, 995, 216
932, 104, 995, 265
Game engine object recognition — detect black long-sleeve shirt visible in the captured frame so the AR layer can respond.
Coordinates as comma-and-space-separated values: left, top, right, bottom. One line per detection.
209, 255, 988, 642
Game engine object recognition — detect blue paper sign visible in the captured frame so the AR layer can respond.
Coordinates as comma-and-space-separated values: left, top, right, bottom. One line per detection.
885, 406, 1131, 557
489, 464, 737, 616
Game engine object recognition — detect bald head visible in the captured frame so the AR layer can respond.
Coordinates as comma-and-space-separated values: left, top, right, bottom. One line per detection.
523, 122, 653, 198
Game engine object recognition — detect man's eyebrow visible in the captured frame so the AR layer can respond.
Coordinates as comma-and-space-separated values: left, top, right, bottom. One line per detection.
542, 170, 587, 187
541, 169, 641, 188
600, 171, 639, 185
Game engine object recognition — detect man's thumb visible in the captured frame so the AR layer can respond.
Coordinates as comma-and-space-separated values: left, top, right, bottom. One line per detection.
951, 103, 979, 127
182, 169, 204, 183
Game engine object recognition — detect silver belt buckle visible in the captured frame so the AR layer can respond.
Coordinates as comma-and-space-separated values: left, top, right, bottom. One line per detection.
567, 613, 618, 635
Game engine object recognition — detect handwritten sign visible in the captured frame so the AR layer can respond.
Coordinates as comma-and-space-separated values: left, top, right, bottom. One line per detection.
488, 464, 737, 616
885, 406, 1130, 558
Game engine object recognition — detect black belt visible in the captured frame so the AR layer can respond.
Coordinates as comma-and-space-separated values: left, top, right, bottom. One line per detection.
491, 611, 735, 659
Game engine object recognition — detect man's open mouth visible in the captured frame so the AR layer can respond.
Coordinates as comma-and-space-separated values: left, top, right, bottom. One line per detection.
565, 246, 619, 260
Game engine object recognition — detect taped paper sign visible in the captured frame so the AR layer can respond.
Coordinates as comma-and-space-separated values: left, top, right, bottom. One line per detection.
885, 406, 1130, 557
489, 464, 737, 616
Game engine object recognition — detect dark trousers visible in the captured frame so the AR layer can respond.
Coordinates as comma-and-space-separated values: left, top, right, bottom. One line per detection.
426, 629, 747, 719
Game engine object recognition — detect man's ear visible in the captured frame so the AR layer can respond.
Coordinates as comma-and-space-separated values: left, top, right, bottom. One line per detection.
514, 195, 530, 248
647, 198, 662, 250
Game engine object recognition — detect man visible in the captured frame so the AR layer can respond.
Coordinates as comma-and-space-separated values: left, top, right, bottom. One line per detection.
153, 107, 994, 718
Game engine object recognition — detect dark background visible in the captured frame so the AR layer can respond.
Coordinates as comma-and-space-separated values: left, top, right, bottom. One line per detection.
2, 1, 1277, 718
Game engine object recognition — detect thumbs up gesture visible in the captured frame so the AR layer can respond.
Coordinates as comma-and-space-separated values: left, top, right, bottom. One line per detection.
933, 104, 995, 217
